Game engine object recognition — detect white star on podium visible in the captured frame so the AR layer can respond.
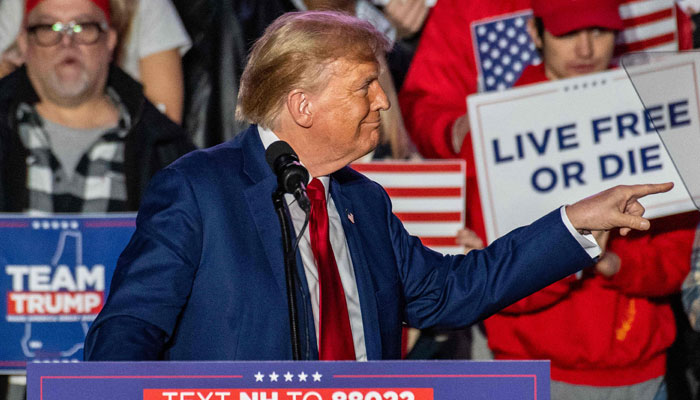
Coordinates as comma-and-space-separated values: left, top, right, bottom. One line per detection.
284, 372, 294, 382
269, 372, 279, 382
254, 372, 264, 382
312, 371, 322, 382
298, 372, 308, 382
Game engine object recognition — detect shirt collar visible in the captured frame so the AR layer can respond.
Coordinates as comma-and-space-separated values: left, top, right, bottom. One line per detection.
257, 125, 330, 199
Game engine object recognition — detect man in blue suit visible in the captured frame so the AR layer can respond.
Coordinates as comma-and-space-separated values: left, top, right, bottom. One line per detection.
85, 11, 671, 361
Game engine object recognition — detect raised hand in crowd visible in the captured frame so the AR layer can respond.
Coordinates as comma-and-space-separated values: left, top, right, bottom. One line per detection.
383, 0, 430, 38
450, 113, 469, 153
589, 230, 621, 278
456, 227, 484, 255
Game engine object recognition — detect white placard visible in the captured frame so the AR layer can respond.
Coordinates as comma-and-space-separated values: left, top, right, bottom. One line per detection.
468, 65, 697, 243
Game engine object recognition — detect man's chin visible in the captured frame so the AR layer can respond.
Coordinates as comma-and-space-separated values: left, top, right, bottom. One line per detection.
45, 77, 90, 103
350, 142, 378, 164
47, 88, 92, 107
368, 132, 381, 152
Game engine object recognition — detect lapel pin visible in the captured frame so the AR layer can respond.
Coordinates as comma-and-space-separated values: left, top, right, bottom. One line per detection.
347, 212, 355, 224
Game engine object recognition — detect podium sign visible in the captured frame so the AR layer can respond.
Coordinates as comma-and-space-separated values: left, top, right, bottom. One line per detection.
0, 214, 136, 372
28, 360, 550, 400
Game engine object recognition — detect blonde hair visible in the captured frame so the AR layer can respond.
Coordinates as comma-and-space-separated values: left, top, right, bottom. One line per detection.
236, 11, 391, 129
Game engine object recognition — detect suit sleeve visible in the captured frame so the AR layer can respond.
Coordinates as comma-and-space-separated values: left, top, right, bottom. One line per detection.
84, 167, 203, 360
498, 275, 578, 314
499, 212, 699, 315
382, 184, 595, 329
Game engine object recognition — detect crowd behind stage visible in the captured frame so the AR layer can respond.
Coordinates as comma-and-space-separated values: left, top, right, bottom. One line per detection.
3, 0, 700, 399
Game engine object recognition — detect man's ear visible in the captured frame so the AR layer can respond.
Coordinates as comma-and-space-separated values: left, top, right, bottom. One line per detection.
286, 89, 313, 128
16, 30, 28, 57
107, 28, 118, 57
527, 18, 543, 49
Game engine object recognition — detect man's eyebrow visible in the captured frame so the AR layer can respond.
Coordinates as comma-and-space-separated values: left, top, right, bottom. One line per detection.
27, 15, 56, 24
359, 74, 378, 86
352, 78, 373, 91
73, 13, 106, 22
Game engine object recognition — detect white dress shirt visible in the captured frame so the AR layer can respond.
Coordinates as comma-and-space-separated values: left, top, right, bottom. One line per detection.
259, 126, 368, 360
257, 126, 600, 360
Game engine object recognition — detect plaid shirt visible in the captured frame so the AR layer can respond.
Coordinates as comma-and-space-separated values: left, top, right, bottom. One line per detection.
16, 88, 131, 213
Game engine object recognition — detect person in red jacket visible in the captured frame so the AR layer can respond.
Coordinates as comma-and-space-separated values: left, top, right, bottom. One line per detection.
399, 0, 698, 393
469, 1, 700, 399
399, 0, 530, 243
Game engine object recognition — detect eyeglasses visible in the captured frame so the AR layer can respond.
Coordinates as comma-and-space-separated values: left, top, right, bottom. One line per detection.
27, 21, 109, 46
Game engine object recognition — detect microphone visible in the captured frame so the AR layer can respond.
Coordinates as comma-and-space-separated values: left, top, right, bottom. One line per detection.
265, 141, 311, 213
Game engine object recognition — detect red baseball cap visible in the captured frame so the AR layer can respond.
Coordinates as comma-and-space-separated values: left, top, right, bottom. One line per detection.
25, 0, 111, 23
532, 0, 623, 36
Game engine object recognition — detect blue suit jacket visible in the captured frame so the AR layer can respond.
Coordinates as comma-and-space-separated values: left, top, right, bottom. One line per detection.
85, 125, 593, 360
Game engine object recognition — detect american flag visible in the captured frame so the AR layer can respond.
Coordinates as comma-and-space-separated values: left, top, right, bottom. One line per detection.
472, 0, 680, 93
472, 11, 540, 92
351, 161, 466, 255
617, 0, 679, 53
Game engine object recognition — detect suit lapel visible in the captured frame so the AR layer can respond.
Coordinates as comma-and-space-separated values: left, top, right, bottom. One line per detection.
330, 176, 382, 359
240, 126, 288, 292
240, 126, 318, 359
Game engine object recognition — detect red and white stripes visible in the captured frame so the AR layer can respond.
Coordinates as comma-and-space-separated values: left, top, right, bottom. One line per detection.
351, 161, 466, 255
616, 0, 679, 54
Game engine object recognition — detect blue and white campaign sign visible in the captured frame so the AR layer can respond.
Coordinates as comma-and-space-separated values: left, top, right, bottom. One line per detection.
468, 66, 697, 243
0, 214, 135, 373
28, 360, 551, 400
623, 51, 700, 211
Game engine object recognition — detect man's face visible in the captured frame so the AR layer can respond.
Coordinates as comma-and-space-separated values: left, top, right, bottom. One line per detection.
19, 0, 116, 107
535, 27, 616, 80
306, 58, 390, 166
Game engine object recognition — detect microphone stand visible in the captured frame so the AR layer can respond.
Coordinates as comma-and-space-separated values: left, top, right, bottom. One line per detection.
272, 189, 302, 360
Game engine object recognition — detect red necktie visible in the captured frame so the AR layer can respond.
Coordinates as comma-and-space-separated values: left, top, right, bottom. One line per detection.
306, 178, 356, 360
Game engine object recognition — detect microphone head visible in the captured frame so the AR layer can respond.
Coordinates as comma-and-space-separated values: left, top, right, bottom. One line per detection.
265, 141, 297, 171
265, 140, 310, 196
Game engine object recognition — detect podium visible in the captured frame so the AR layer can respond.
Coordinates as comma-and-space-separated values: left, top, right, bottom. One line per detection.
27, 360, 549, 400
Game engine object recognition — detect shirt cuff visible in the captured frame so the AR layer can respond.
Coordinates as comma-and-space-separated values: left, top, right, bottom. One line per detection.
559, 206, 602, 260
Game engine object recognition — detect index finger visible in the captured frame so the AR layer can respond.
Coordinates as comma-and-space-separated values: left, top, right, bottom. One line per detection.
625, 182, 674, 200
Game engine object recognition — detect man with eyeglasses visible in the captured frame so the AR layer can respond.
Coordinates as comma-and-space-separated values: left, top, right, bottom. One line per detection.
27, 20, 110, 48
0, 0, 194, 213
